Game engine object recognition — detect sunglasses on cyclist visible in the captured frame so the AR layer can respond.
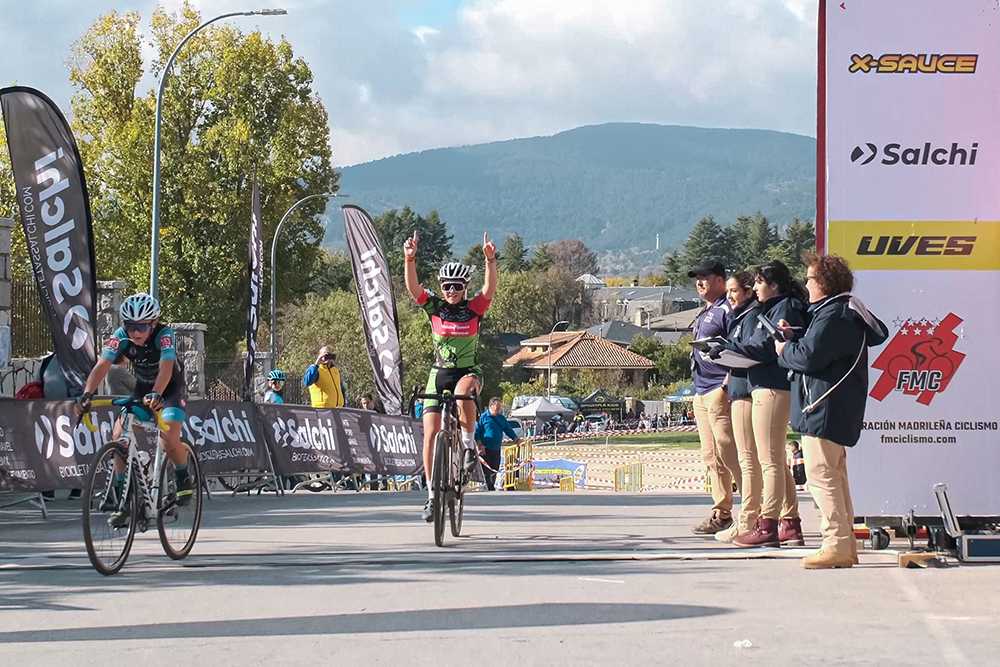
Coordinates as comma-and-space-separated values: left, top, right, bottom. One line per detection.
440, 282, 466, 293
124, 322, 154, 333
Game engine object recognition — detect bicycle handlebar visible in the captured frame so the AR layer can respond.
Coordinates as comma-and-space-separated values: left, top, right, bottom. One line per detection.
79, 397, 170, 434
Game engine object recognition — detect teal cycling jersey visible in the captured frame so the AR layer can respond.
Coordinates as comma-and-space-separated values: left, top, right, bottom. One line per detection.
100, 324, 183, 385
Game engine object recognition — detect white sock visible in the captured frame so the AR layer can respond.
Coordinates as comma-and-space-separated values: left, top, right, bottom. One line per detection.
461, 431, 476, 451
427, 484, 434, 500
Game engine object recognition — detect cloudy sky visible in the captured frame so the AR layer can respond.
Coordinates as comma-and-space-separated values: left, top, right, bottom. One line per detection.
1, 0, 818, 166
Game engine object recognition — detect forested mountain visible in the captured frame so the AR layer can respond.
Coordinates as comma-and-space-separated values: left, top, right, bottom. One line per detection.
333, 123, 815, 266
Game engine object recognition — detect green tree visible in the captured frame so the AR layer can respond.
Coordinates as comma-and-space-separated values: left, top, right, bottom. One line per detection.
726, 213, 779, 270
485, 271, 555, 336
309, 250, 354, 295
777, 217, 816, 276
499, 233, 528, 272
67, 5, 337, 355
373, 207, 452, 284
529, 243, 553, 271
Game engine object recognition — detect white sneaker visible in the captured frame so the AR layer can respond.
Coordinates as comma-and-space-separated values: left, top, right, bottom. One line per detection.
714, 522, 739, 543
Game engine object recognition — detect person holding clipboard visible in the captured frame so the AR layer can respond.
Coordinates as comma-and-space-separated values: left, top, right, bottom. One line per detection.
711, 260, 808, 548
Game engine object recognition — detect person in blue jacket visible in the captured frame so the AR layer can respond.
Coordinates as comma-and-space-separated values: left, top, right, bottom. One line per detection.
714, 271, 763, 544
474, 397, 520, 491
264, 369, 286, 404
777, 254, 887, 569
715, 260, 808, 548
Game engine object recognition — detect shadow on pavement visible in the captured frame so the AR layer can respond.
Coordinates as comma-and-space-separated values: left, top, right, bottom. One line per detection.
0, 601, 730, 642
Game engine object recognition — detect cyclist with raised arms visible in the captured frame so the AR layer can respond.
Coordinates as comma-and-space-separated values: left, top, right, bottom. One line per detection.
76, 293, 192, 525
404, 231, 498, 521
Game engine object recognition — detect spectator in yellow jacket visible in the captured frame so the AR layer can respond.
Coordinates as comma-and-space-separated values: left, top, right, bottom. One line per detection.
303, 345, 347, 408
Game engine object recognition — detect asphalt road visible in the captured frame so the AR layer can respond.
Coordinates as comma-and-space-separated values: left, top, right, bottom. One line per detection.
2, 489, 998, 665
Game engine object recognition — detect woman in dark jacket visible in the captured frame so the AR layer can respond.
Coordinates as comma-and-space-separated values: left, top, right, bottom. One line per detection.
777, 254, 888, 569
718, 260, 808, 548
714, 271, 763, 543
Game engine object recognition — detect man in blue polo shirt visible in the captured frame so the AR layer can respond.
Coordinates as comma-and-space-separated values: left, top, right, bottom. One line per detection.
474, 397, 520, 491
689, 260, 743, 535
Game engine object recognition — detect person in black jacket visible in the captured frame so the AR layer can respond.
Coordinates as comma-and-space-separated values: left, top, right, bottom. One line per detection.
776, 254, 888, 569
717, 260, 808, 548
714, 271, 763, 544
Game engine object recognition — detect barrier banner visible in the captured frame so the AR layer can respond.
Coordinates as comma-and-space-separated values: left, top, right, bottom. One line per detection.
343, 204, 404, 415
0, 86, 98, 393
821, 0, 1000, 514
1, 400, 425, 490
243, 180, 263, 400
181, 401, 269, 475
0, 400, 151, 492
532, 458, 587, 488
257, 403, 348, 475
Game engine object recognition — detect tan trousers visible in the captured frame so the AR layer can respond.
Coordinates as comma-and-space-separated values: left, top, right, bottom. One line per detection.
693, 387, 741, 516
731, 397, 762, 532
751, 388, 798, 520
802, 435, 855, 556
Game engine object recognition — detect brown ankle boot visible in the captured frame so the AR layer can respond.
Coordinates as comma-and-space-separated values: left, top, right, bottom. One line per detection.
733, 518, 780, 547
778, 517, 804, 546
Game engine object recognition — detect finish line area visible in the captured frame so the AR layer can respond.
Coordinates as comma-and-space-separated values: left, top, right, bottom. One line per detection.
2, 492, 999, 664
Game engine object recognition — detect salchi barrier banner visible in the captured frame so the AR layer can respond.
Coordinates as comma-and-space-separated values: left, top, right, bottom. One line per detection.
0, 400, 423, 491
821, 0, 1000, 514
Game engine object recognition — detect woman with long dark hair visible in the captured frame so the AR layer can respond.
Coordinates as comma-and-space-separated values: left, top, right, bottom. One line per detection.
714, 271, 763, 543
716, 260, 808, 548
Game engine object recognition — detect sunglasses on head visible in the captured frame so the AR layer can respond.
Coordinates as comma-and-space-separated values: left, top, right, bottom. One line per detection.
441, 282, 466, 293
124, 322, 154, 333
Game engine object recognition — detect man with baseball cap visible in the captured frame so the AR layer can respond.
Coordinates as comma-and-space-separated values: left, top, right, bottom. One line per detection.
688, 260, 743, 534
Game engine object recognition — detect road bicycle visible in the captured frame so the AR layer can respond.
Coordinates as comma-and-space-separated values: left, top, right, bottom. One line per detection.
80, 397, 203, 575
411, 390, 478, 547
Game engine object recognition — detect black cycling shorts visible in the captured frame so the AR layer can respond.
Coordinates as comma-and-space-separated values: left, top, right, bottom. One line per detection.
422, 366, 481, 413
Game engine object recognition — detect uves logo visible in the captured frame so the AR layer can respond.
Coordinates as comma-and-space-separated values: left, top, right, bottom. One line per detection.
849, 53, 978, 74
857, 235, 976, 257
850, 142, 978, 166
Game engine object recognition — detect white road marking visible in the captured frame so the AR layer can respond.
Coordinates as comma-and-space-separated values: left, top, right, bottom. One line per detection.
890, 568, 968, 665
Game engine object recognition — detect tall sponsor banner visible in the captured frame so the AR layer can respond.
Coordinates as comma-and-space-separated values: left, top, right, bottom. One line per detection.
0, 400, 151, 492
182, 400, 268, 475
243, 180, 264, 400
0, 87, 98, 392
822, 1, 1000, 514
343, 205, 404, 415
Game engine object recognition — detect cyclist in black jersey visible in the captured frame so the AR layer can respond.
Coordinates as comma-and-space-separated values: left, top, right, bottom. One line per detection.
404, 231, 498, 521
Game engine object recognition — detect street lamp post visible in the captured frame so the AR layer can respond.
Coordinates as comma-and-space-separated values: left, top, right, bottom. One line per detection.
269, 193, 344, 362
547, 320, 570, 399
149, 8, 288, 299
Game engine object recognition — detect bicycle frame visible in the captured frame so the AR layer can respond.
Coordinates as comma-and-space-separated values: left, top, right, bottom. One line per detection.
84, 399, 170, 524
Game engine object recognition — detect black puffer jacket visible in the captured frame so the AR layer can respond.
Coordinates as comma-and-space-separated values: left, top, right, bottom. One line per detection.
779, 294, 888, 447
724, 299, 759, 400
725, 294, 807, 391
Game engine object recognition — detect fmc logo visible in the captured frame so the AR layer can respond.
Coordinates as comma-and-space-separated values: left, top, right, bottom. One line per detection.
850, 142, 978, 166
870, 313, 965, 406
849, 53, 978, 74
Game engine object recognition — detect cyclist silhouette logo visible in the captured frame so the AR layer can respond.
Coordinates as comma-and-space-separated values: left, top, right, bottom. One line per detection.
870, 312, 965, 405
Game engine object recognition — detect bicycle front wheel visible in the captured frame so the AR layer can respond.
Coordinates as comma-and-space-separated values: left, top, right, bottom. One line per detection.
82, 442, 138, 576
157, 440, 203, 560
432, 431, 452, 547
449, 486, 465, 537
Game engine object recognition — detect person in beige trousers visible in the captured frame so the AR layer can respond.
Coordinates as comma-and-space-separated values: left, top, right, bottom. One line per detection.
714, 272, 762, 542
687, 260, 743, 535
776, 254, 888, 569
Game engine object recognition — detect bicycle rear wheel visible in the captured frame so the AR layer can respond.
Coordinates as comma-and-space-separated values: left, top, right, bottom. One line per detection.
432, 430, 451, 547
157, 440, 204, 560
82, 442, 138, 576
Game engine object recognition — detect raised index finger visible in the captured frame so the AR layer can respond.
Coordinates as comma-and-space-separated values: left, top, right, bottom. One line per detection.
483, 231, 489, 247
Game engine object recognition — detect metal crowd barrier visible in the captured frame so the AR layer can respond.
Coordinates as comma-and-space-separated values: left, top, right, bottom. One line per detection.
502, 441, 534, 490
614, 462, 644, 492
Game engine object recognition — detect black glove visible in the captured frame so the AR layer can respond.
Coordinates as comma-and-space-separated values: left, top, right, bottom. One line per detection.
708, 345, 724, 360
76, 391, 94, 412
144, 391, 164, 411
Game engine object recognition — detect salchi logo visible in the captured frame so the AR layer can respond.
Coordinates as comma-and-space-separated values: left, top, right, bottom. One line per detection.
368, 423, 418, 456
271, 414, 338, 450
870, 313, 965, 406
33, 410, 116, 460
358, 247, 397, 380
850, 142, 978, 166
849, 53, 978, 74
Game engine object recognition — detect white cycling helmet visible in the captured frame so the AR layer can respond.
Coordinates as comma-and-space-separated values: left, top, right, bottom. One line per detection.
120, 292, 161, 322
438, 262, 474, 283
